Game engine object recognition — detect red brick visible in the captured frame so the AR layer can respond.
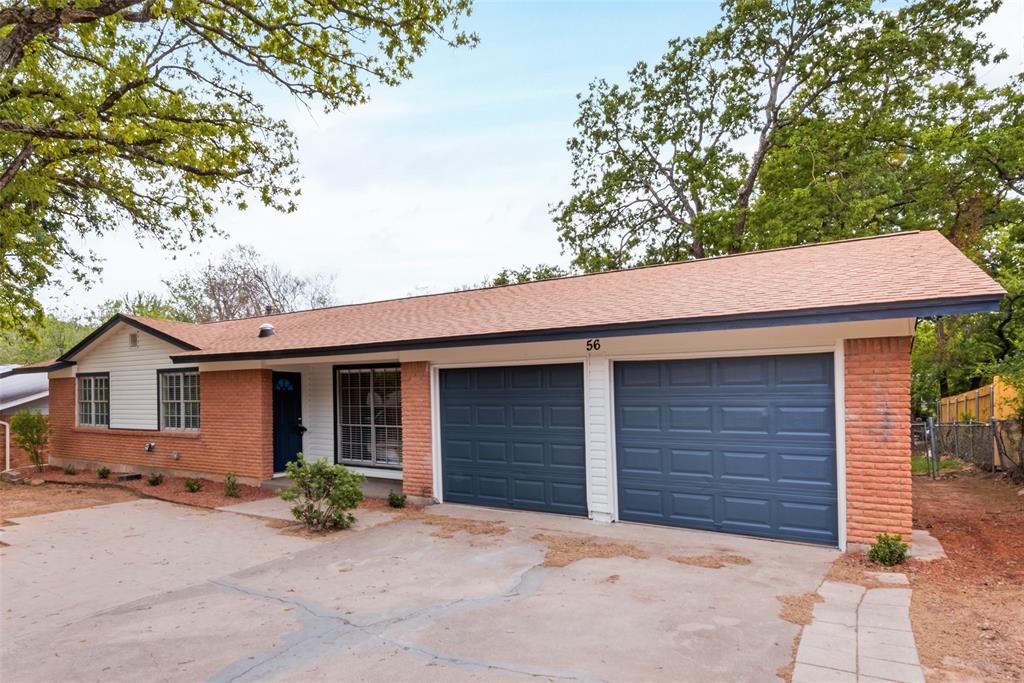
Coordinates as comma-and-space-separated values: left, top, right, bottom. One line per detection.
844, 336, 914, 545
48, 370, 273, 481
400, 361, 433, 498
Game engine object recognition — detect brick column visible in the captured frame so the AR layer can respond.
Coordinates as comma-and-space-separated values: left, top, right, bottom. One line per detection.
401, 361, 434, 499
844, 337, 914, 545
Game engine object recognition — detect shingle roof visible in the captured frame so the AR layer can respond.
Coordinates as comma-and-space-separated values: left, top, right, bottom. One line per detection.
67, 231, 1009, 364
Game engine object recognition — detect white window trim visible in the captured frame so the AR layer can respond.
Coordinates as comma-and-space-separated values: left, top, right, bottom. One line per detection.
77, 373, 110, 428
159, 369, 200, 432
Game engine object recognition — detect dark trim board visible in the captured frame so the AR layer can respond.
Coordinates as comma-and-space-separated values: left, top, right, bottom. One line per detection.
169, 295, 1002, 364
0, 360, 74, 378
156, 367, 199, 433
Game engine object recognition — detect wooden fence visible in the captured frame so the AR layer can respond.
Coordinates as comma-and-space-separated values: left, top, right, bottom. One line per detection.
937, 376, 1017, 423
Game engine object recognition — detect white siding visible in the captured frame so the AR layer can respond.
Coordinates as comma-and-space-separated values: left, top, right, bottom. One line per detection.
301, 365, 334, 463
584, 356, 614, 521
74, 323, 181, 430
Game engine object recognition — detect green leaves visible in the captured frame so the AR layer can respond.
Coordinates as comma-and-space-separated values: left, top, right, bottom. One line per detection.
0, 0, 476, 333
553, 0, 1021, 273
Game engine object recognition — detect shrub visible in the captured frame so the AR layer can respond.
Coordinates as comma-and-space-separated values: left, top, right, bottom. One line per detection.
868, 533, 909, 567
387, 490, 407, 508
279, 454, 365, 531
147, 473, 164, 486
184, 478, 203, 493
97, 466, 111, 479
62, 463, 77, 475
10, 410, 49, 472
223, 471, 240, 498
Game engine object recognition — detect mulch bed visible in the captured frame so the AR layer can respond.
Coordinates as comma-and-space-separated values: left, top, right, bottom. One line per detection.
906, 471, 1024, 682
11, 465, 277, 510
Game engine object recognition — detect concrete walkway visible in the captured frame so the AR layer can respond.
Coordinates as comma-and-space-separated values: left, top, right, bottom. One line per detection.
793, 575, 924, 683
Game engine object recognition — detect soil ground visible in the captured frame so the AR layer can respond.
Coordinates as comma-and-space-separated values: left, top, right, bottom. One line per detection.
908, 471, 1024, 682
0, 480, 138, 523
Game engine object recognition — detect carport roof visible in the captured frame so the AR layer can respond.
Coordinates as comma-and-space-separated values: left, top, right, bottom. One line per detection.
38, 230, 1007, 365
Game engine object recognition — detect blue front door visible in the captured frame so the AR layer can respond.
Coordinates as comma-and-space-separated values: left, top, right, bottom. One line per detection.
272, 372, 303, 473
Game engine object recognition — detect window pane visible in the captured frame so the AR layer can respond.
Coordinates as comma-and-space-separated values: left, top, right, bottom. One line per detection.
80, 401, 92, 425
80, 378, 92, 402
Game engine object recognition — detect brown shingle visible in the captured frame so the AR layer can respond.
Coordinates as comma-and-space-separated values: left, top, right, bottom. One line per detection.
123, 231, 1001, 360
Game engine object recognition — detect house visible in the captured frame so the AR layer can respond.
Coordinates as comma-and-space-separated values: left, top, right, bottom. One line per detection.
8, 231, 1004, 548
1, 365, 50, 470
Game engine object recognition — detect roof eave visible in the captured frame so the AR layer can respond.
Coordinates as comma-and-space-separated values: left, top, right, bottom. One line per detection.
170, 293, 1003, 364
0, 360, 75, 378
58, 314, 200, 362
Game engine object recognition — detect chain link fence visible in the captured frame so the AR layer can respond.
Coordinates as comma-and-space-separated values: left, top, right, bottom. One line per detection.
915, 418, 1024, 482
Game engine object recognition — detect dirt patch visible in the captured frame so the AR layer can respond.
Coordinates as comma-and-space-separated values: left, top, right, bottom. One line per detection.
905, 472, 1024, 682
384, 508, 509, 539
775, 591, 826, 683
0, 480, 138, 522
825, 552, 906, 589
18, 466, 277, 510
532, 533, 650, 568
777, 591, 824, 627
668, 553, 751, 569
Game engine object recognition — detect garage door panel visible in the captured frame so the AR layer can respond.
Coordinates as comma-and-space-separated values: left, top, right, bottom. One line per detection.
477, 441, 508, 464
441, 364, 587, 516
718, 357, 770, 386
669, 492, 715, 525
720, 406, 770, 434
720, 450, 772, 483
669, 449, 714, 478
668, 406, 713, 431
615, 354, 837, 545
776, 404, 834, 434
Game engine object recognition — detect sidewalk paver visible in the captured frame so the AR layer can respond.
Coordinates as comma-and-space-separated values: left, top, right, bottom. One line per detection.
795, 577, 925, 683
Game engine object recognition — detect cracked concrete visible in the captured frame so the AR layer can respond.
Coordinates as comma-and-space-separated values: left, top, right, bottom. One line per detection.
2, 499, 835, 682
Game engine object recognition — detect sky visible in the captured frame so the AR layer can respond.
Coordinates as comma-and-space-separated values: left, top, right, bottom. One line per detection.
42, 0, 1024, 315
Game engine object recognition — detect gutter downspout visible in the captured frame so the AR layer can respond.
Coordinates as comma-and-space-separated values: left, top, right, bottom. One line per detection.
1, 419, 10, 472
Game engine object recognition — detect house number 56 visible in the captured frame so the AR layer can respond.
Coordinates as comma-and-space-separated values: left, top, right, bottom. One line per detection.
586, 339, 601, 351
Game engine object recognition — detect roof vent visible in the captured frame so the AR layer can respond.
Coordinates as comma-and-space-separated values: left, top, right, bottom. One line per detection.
258, 323, 276, 338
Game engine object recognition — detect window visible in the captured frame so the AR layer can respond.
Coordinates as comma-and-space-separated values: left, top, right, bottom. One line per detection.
336, 367, 402, 468
78, 374, 109, 427
160, 370, 200, 431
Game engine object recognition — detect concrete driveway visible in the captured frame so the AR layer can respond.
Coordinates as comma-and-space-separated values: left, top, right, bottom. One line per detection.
1, 499, 835, 682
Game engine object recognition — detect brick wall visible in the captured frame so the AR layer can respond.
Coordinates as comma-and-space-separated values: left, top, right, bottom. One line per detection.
49, 369, 274, 481
1, 412, 50, 469
845, 336, 914, 545
401, 361, 433, 498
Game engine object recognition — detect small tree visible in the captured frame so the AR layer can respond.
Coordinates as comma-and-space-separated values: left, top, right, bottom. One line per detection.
10, 410, 49, 472
279, 454, 365, 531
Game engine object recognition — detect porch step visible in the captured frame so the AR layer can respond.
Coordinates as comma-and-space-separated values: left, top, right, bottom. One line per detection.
260, 477, 292, 491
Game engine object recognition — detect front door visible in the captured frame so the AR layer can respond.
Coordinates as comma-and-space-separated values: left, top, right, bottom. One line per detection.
272, 372, 304, 473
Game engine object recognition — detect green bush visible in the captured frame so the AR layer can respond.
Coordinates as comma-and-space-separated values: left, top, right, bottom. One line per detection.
10, 410, 49, 472
62, 463, 77, 475
97, 466, 111, 479
279, 454, 365, 531
387, 490, 407, 508
184, 477, 203, 493
868, 533, 909, 567
223, 471, 240, 498
147, 473, 164, 486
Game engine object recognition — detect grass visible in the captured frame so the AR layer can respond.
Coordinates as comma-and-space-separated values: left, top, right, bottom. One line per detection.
911, 454, 963, 474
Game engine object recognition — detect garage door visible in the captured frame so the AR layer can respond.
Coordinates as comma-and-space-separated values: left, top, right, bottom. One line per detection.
440, 364, 587, 516
614, 354, 837, 545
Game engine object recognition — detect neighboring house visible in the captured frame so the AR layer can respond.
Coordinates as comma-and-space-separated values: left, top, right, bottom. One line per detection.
6, 231, 1004, 549
1, 364, 50, 469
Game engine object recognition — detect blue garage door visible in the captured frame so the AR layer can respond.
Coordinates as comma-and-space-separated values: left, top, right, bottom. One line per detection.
440, 364, 587, 516
614, 354, 837, 545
